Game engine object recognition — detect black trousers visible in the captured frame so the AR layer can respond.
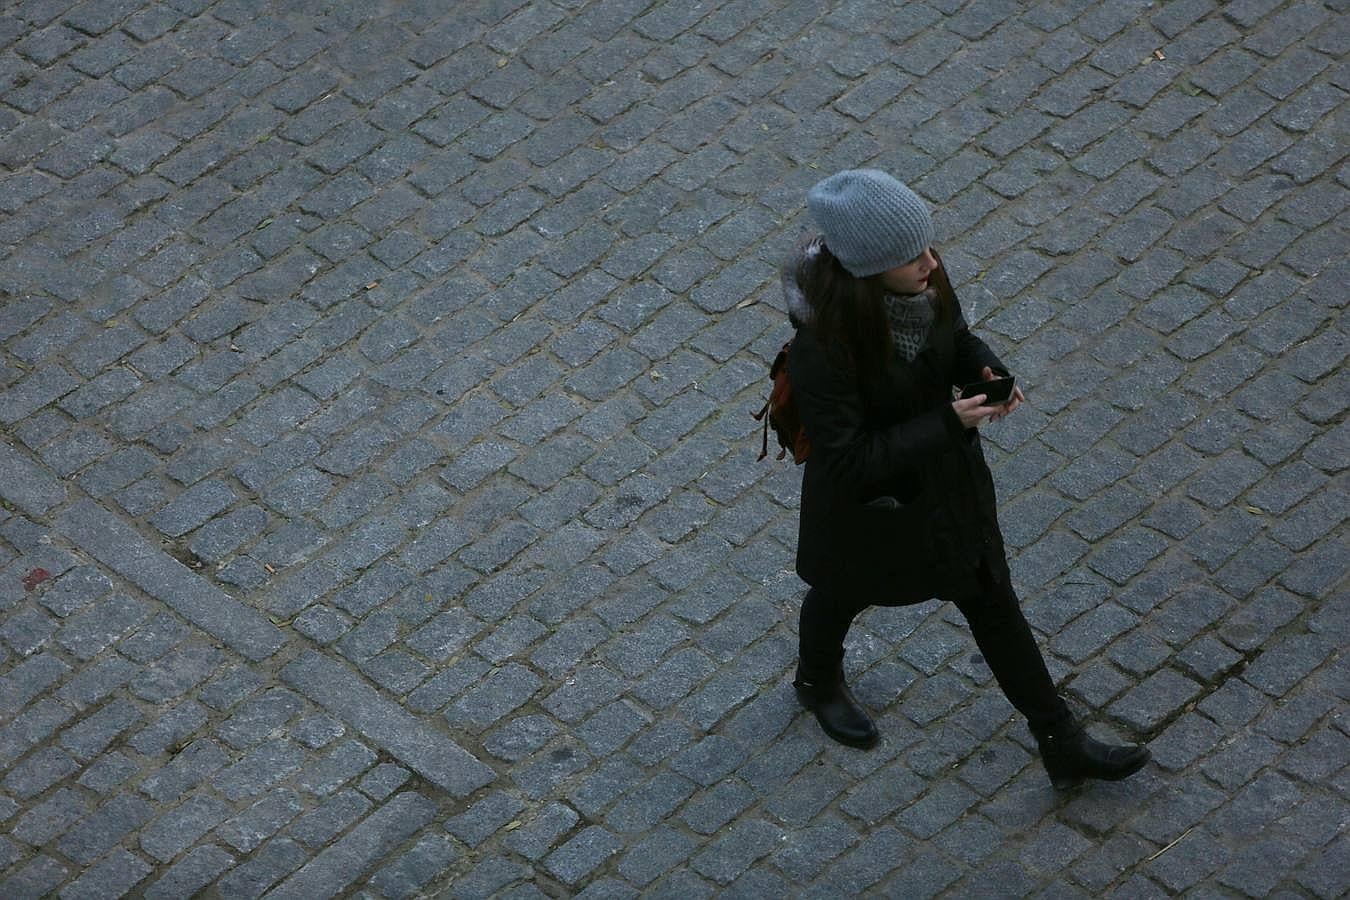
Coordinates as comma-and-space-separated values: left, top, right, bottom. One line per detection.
798, 565, 1071, 730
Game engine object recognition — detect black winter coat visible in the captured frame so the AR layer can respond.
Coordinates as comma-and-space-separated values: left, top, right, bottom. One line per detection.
785, 253, 1013, 605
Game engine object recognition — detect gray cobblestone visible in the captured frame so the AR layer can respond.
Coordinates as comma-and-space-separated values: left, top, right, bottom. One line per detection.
127, 699, 206, 756
214, 788, 302, 855
139, 794, 233, 863
0, 652, 70, 718
447, 662, 544, 729
133, 642, 225, 703
217, 835, 309, 898
59, 848, 151, 900
214, 738, 306, 801
58, 500, 283, 661
368, 833, 459, 898
60, 698, 141, 760
544, 825, 625, 886
284, 650, 494, 796
143, 845, 235, 900
0, 605, 55, 656
58, 793, 155, 865
12, 787, 88, 846
446, 789, 526, 848
296, 739, 378, 797
1110, 668, 1206, 734
504, 801, 581, 861
0, 854, 68, 898
288, 789, 373, 848
355, 762, 409, 802
139, 738, 229, 802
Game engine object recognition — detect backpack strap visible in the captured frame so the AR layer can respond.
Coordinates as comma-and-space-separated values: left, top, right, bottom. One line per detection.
753, 397, 770, 461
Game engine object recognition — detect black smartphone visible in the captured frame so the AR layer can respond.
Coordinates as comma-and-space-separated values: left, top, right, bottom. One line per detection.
959, 375, 1015, 405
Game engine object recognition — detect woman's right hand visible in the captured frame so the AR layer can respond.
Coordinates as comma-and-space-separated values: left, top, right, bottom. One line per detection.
952, 395, 1001, 429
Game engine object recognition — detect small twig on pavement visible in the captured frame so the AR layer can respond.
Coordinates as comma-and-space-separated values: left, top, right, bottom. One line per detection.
1146, 826, 1194, 862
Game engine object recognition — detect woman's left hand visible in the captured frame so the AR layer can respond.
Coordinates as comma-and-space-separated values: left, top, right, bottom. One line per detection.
982, 366, 1023, 423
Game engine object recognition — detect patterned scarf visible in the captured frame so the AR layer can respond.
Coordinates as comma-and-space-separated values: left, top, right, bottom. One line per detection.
884, 288, 937, 362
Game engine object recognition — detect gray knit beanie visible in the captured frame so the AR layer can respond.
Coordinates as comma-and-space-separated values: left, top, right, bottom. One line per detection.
806, 169, 935, 277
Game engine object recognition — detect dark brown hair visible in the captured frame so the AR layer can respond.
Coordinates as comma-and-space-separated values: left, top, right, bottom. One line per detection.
798, 241, 956, 389
799, 242, 893, 387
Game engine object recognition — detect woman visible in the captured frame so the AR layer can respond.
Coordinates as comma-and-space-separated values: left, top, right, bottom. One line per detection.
783, 169, 1148, 790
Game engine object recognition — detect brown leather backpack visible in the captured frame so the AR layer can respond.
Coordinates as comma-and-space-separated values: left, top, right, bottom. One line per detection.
753, 342, 810, 463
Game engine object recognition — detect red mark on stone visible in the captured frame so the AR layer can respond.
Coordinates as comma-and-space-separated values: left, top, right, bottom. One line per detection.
22, 568, 51, 591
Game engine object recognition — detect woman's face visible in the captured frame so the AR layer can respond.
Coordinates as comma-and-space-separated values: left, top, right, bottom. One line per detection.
880, 248, 937, 295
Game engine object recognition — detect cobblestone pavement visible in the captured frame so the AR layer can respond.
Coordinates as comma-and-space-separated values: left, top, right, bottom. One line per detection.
0, 0, 1346, 896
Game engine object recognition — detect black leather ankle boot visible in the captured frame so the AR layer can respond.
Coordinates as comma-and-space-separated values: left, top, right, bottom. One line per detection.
793, 663, 879, 749
1033, 717, 1150, 790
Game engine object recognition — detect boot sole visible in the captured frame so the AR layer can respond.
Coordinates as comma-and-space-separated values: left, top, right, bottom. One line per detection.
794, 686, 880, 749
1048, 748, 1150, 790
820, 721, 880, 749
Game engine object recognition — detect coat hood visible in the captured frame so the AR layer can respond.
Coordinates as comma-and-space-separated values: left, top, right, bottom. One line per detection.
781, 234, 824, 325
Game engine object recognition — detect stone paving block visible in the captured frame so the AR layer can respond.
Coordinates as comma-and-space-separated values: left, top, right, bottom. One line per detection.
1198, 678, 1270, 729
0, 439, 68, 517
593, 767, 687, 833
138, 737, 229, 802
1109, 668, 1204, 734
479, 714, 559, 766
57, 793, 155, 865
446, 662, 543, 730
368, 832, 459, 899
287, 788, 373, 849
0, 604, 56, 656
1, 853, 69, 898
56, 500, 284, 661
139, 794, 234, 863
545, 825, 626, 886
819, 824, 915, 895
282, 650, 494, 797
1142, 825, 1228, 892
357, 762, 411, 802
296, 739, 378, 797
500, 801, 579, 862
543, 664, 626, 723
514, 738, 595, 802
142, 844, 236, 900
59, 697, 141, 761
1295, 833, 1350, 899
216, 835, 309, 898
132, 641, 225, 703
214, 687, 303, 749
12, 787, 89, 847
1255, 690, 1338, 745
362, 649, 431, 694
127, 698, 207, 757
0, 652, 69, 719
216, 738, 304, 803
1218, 834, 1309, 896
0, 835, 17, 870
0, 364, 80, 425
1209, 771, 1301, 841
57, 847, 151, 900
215, 788, 303, 855
1241, 634, 1337, 697
452, 857, 535, 898
1279, 724, 1350, 783
446, 789, 527, 849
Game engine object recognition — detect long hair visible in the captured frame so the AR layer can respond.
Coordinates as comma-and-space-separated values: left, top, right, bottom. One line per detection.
799, 241, 893, 387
